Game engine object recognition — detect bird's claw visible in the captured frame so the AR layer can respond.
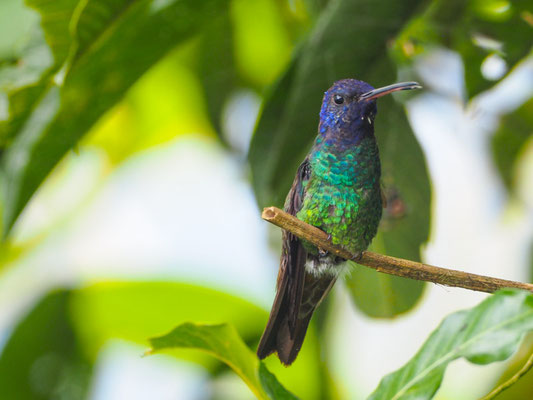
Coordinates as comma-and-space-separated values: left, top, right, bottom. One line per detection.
318, 234, 333, 257
351, 252, 363, 262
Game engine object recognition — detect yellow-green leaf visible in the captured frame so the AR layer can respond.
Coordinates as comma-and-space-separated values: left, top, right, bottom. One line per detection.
149, 322, 298, 400
369, 289, 533, 400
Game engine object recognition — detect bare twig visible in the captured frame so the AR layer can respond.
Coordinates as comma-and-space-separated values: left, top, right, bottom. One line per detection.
262, 206, 533, 294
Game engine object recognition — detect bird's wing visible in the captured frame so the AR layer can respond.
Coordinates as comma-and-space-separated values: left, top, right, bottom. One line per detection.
257, 158, 310, 363
282, 158, 310, 334
381, 186, 387, 208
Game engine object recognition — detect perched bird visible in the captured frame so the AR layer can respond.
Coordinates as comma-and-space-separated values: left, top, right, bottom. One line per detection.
257, 79, 422, 365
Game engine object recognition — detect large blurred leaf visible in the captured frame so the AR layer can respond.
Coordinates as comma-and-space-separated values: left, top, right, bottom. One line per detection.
150, 322, 298, 400
392, 0, 533, 98
369, 289, 533, 400
70, 280, 324, 399
486, 334, 533, 400
0, 0, 132, 145
0, 21, 53, 145
230, 0, 292, 88
26, 0, 78, 67
0, 290, 92, 400
0, 0, 39, 59
259, 362, 300, 400
70, 281, 266, 359
1, 0, 229, 237
0, 0, 84, 145
249, 0, 428, 207
249, 0, 429, 317
461, 0, 533, 97
0, 24, 51, 94
69, 0, 136, 65
491, 97, 533, 193
196, 7, 239, 137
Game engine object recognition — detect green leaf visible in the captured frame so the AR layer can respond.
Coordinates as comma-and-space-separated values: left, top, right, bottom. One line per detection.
0, 0, 134, 145
0, 290, 92, 400
230, 0, 292, 88
26, 0, 78, 67
345, 259, 424, 318
248, 0, 429, 317
69, 281, 323, 398
1, 80, 50, 143
462, 0, 533, 97
1, 0, 229, 236
196, 7, 240, 137
0, 8, 53, 146
258, 362, 299, 400
69, 281, 266, 359
484, 334, 533, 400
491, 97, 533, 193
0, 0, 81, 145
149, 322, 298, 400
369, 289, 533, 400
68, 0, 136, 65
0, 25, 51, 93
0, 0, 39, 59
391, 0, 533, 98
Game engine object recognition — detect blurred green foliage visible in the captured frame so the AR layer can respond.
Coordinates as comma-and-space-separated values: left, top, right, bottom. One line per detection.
150, 322, 297, 399
391, 0, 533, 97
369, 289, 533, 400
0, 0, 532, 398
0, 291, 92, 399
1, 282, 323, 399
492, 97, 533, 193
490, 333, 533, 400
1, 0, 233, 235
70, 282, 267, 360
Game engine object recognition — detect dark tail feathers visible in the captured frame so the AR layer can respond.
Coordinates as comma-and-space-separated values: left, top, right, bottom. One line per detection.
257, 272, 336, 365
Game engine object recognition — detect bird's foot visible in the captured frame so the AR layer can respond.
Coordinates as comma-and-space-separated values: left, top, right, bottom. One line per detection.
318, 248, 329, 257
350, 252, 363, 262
317, 234, 333, 257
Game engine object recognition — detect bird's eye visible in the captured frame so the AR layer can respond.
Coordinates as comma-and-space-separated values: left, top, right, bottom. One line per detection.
333, 94, 344, 105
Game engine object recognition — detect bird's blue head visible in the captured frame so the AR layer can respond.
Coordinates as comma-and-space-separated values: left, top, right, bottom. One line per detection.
318, 79, 421, 139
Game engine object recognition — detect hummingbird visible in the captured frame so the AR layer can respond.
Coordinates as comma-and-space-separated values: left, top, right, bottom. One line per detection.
257, 79, 422, 365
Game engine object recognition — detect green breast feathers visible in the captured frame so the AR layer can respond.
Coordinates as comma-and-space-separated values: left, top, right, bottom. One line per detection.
296, 137, 382, 254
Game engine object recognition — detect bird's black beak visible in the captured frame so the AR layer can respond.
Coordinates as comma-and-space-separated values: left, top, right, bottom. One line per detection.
360, 82, 422, 101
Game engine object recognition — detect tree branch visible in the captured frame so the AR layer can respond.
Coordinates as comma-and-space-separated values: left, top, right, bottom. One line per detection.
262, 206, 533, 294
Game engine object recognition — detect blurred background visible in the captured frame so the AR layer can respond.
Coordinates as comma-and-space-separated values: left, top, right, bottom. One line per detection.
0, 0, 532, 399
